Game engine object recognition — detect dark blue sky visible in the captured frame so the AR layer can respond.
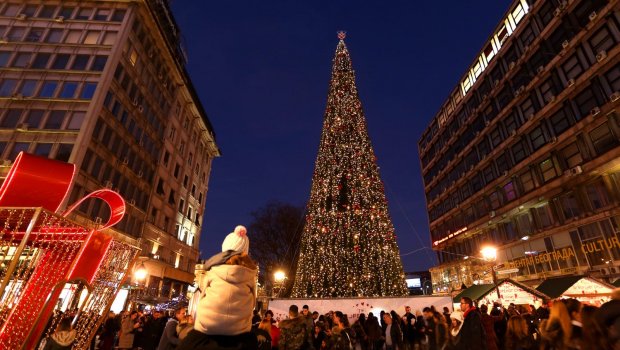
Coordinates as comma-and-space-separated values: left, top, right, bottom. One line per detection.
170, 1, 511, 271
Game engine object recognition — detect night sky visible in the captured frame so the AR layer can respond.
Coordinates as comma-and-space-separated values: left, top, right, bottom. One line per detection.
170, 1, 512, 272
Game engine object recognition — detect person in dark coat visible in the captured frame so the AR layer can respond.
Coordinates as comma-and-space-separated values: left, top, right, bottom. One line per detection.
382, 313, 404, 350
479, 304, 499, 350
157, 307, 187, 350
458, 297, 487, 350
402, 306, 416, 350
365, 313, 382, 350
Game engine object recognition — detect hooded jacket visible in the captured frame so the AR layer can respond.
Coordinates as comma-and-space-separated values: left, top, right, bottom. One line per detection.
43, 330, 77, 350
195, 251, 257, 335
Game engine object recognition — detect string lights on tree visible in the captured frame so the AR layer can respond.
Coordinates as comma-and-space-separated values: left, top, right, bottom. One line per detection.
291, 32, 408, 298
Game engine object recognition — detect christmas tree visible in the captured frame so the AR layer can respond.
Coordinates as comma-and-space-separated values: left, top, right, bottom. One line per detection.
291, 33, 408, 298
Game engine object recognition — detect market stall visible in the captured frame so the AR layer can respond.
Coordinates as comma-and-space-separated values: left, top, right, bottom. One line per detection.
453, 279, 548, 309
536, 275, 614, 305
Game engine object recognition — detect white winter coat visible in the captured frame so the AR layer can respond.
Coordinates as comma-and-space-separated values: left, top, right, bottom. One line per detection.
195, 263, 257, 335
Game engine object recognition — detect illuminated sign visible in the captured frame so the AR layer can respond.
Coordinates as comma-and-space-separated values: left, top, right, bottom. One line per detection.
406, 278, 421, 288
460, 0, 530, 96
433, 226, 467, 246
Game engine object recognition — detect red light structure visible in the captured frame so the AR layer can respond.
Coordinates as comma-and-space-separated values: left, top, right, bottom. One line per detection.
0, 152, 139, 349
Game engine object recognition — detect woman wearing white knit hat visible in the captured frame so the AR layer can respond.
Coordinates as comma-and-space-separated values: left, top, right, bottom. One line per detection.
446, 310, 464, 350
178, 225, 259, 349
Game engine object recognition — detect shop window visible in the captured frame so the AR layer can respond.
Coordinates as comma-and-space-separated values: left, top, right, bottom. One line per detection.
578, 222, 611, 267
45, 29, 64, 43
1, 109, 22, 128
529, 124, 547, 151
586, 179, 611, 210
603, 218, 620, 260
560, 142, 583, 168
562, 54, 584, 81
540, 158, 558, 183
589, 122, 618, 155
512, 139, 528, 164
32, 53, 51, 69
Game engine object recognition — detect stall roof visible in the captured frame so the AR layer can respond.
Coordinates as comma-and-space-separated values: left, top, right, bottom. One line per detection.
613, 279, 620, 288
536, 276, 583, 299
453, 284, 496, 303
453, 279, 549, 303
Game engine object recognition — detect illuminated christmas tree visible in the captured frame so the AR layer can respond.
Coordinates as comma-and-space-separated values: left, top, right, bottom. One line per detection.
291, 33, 408, 297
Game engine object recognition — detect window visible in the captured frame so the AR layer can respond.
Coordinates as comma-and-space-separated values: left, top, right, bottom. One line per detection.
91, 55, 107, 71
12, 53, 32, 68
75, 8, 92, 20
45, 111, 65, 129
183, 175, 189, 188
58, 7, 74, 19
503, 181, 517, 202
503, 112, 520, 135
25, 110, 44, 128
32, 53, 51, 69
174, 163, 181, 178
0, 51, 10, 67
483, 164, 496, 184
129, 48, 138, 66
34, 143, 53, 157
539, 78, 557, 104
94, 9, 110, 21
51, 54, 70, 69
534, 203, 554, 228
589, 123, 618, 155
604, 64, 620, 92
540, 158, 558, 183
38, 81, 58, 98
548, 108, 573, 135
55, 144, 72, 162
529, 125, 547, 151
102, 32, 117, 46
22, 5, 38, 17
64, 30, 82, 44
7, 27, 25, 41
25, 28, 43, 42
179, 199, 185, 213
45, 29, 64, 43
19, 80, 37, 97
573, 86, 601, 120
489, 127, 503, 148
71, 55, 89, 70
589, 25, 616, 55
59, 82, 78, 98
83, 31, 99, 44
586, 179, 611, 210
0, 79, 17, 97
111, 9, 126, 22
38, 5, 56, 18
561, 54, 583, 81
1, 109, 22, 128
561, 142, 583, 168
560, 192, 581, 220
9, 143, 30, 160
67, 112, 85, 130
512, 139, 528, 164
489, 191, 503, 210
495, 152, 511, 175
73, 82, 95, 100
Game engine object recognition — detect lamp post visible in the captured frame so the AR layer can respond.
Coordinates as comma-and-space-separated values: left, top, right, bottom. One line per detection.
273, 270, 286, 298
480, 245, 501, 300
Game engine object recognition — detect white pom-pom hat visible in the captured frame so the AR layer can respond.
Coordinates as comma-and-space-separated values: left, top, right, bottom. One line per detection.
221, 225, 249, 254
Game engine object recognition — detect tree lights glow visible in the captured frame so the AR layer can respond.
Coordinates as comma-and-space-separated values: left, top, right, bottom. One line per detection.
291, 35, 408, 298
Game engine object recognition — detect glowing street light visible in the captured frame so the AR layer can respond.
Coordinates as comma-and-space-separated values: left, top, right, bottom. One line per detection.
480, 245, 498, 262
274, 270, 286, 283
134, 262, 147, 281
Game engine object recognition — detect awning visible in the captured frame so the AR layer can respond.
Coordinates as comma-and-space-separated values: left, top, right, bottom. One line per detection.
535, 275, 614, 299
453, 284, 496, 303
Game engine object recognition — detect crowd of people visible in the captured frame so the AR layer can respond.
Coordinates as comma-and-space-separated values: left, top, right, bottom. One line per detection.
38, 226, 620, 350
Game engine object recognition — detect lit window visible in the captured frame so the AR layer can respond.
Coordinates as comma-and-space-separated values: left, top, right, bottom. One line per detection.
38, 81, 58, 98
59, 82, 78, 99
0, 79, 18, 97
67, 112, 85, 130
80, 82, 97, 99
102, 31, 118, 46
129, 48, 138, 66
65, 30, 82, 44
83, 31, 99, 45
512, 4, 526, 24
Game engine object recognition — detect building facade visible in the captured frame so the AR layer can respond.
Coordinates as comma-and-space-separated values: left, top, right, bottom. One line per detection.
0, 0, 220, 302
418, 0, 620, 294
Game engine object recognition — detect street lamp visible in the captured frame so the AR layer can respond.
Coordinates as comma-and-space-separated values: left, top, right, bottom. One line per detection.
480, 245, 501, 300
273, 270, 286, 298
134, 262, 147, 281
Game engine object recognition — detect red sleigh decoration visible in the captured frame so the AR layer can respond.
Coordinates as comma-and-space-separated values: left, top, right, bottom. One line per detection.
0, 152, 139, 349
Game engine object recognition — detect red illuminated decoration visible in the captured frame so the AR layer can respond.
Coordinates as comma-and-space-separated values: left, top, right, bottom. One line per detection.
0, 152, 138, 349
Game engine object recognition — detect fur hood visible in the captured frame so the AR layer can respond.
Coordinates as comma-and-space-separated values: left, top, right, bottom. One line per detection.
51, 330, 77, 346
195, 263, 257, 336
